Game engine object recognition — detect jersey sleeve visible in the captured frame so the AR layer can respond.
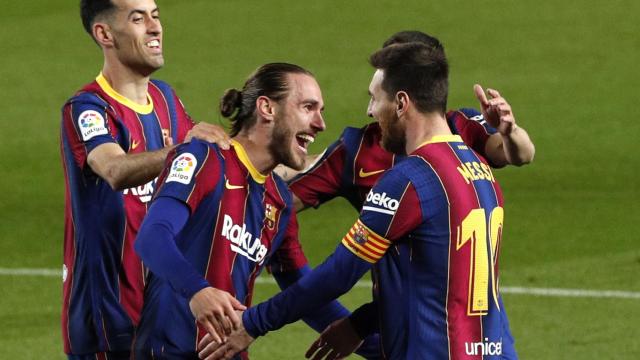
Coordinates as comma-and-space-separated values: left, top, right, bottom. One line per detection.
341, 168, 423, 263
173, 92, 196, 142
153, 139, 222, 213
61, 93, 118, 169
288, 136, 347, 208
268, 210, 308, 273
450, 108, 497, 159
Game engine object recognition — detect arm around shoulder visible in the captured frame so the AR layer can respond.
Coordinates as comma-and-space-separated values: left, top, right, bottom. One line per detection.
87, 142, 173, 190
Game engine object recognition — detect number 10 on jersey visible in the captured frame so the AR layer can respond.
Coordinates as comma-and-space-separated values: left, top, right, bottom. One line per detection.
456, 207, 504, 316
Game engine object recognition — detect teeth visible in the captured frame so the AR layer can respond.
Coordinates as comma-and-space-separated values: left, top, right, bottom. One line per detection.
297, 134, 314, 143
147, 40, 160, 47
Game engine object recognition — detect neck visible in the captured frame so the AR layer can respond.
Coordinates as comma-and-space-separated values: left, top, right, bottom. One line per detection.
233, 128, 276, 175
404, 111, 452, 154
101, 59, 151, 105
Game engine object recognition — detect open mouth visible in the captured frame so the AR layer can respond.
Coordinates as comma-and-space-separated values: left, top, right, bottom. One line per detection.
295, 133, 315, 153
146, 39, 161, 50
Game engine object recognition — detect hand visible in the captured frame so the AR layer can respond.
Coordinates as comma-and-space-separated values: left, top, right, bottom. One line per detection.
473, 84, 517, 136
197, 311, 255, 360
189, 287, 247, 344
185, 122, 231, 149
305, 318, 363, 360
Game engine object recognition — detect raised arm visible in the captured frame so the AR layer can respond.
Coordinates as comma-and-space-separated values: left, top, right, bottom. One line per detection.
474, 84, 535, 167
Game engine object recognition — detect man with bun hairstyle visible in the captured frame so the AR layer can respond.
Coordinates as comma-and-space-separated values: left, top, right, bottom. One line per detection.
60, 0, 228, 358
133, 63, 379, 359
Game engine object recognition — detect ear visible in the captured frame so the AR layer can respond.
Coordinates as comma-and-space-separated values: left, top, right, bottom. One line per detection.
93, 22, 114, 47
395, 91, 410, 116
256, 96, 276, 122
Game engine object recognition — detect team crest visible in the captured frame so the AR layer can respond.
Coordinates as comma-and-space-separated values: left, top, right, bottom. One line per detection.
265, 203, 277, 230
166, 153, 198, 184
353, 222, 370, 245
78, 110, 108, 141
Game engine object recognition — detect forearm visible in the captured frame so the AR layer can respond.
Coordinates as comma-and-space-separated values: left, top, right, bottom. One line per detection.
243, 246, 370, 338
501, 125, 535, 166
273, 265, 351, 333
135, 197, 209, 299
89, 145, 174, 190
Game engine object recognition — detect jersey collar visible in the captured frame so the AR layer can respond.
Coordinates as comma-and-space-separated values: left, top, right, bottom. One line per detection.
417, 134, 463, 148
96, 73, 154, 115
231, 140, 267, 184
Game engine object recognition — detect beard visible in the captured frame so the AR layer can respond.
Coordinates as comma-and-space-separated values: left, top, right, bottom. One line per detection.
268, 110, 305, 170
380, 113, 406, 155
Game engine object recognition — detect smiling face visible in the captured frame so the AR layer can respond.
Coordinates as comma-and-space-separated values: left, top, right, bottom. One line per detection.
367, 69, 406, 154
268, 73, 326, 170
103, 0, 163, 76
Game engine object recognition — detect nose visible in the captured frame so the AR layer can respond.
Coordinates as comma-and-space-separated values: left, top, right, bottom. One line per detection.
147, 16, 162, 35
366, 98, 373, 118
311, 111, 326, 132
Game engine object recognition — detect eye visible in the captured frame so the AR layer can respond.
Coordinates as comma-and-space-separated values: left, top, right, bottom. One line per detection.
133, 17, 143, 23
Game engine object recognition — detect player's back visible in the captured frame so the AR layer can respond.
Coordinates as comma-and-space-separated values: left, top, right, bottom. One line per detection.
372, 135, 507, 359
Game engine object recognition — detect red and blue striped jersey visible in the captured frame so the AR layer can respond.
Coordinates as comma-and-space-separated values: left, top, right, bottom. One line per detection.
133, 140, 307, 358
289, 108, 496, 209
344, 135, 508, 359
59, 73, 194, 354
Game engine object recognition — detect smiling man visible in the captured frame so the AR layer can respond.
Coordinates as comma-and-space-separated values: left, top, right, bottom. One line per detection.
60, 1, 228, 359
132, 63, 377, 359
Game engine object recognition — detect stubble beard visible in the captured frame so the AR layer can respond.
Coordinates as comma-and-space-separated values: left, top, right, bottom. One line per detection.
381, 113, 406, 155
268, 112, 305, 171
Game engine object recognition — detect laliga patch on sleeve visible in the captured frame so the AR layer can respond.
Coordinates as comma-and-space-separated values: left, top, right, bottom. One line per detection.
166, 153, 198, 184
77, 110, 109, 141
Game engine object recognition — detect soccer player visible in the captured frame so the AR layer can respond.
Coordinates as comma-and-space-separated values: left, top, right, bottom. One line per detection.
132, 63, 379, 359
204, 43, 515, 360
60, 0, 228, 358
285, 31, 534, 212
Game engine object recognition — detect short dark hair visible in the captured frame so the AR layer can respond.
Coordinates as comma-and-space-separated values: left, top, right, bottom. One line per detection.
220, 63, 314, 136
369, 42, 449, 114
382, 30, 445, 55
80, 0, 116, 37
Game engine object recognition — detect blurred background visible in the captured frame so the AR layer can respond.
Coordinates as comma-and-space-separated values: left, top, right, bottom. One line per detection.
0, 0, 638, 358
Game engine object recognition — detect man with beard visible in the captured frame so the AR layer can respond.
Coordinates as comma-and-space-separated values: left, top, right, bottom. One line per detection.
132, 63, 379, 359
60, 0, 227, 358
204, 43, 515, 360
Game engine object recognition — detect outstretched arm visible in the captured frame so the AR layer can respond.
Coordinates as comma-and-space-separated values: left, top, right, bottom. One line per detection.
474, 84, 535, 167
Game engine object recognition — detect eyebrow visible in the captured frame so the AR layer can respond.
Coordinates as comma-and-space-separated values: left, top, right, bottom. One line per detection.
302, 99, 324, 111
128, 7, 159, 18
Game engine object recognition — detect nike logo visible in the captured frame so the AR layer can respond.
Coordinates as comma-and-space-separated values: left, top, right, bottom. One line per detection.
358, 168, 385, 178
225, 179, 244, 190
131, 139, 140, 150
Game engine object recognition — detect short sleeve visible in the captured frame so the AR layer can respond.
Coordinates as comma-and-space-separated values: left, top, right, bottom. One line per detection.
450, 108, 497, 158
61, 94, 118, 168
341, 168, 422, 264
288, 138, 347, 208
153, 139, 222, 213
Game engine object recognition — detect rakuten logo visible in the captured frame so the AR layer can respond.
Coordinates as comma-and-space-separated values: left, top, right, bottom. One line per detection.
465, 338, 502, 356
363, 191, 399, 215
123, 178, 156, 203
221, 215, 267, 264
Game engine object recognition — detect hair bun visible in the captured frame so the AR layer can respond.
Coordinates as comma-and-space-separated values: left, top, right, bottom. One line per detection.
220, 88, 242, 117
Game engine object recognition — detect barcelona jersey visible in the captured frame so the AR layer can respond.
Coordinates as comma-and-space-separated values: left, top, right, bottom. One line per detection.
243, 135, 514, 359
60, 73, 194, 354
289, 108, 496, 209
343, 135, 509, 359
133, 140, 307, 358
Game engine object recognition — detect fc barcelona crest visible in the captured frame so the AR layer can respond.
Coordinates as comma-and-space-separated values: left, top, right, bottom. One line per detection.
265, 203, 277, 230
354, 223, 369, 245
